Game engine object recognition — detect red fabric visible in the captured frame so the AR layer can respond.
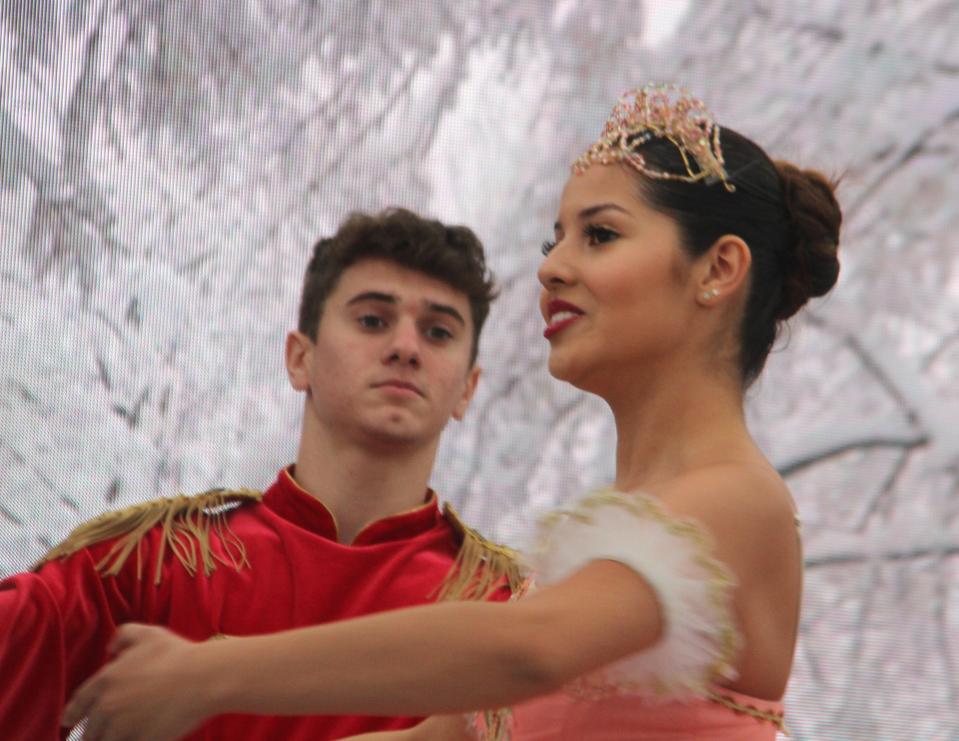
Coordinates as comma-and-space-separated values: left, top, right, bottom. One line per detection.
0, 468, 492, 740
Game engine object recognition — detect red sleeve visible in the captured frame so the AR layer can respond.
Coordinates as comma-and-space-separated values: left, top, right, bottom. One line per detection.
0, 550, 133, 739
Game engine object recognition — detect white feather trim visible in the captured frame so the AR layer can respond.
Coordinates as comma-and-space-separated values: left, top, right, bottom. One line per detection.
530, 489, 740, 700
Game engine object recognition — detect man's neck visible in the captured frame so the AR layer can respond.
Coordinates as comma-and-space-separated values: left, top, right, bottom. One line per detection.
292, 423, 439, 544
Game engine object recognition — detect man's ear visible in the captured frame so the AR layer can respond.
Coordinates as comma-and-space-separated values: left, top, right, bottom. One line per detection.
285, 330, 314, 392
451, 365, 482, 421
695, 234, 752, 306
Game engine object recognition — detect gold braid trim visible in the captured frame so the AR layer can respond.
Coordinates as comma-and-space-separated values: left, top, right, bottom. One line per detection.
438, 504, 522, 741
436, 503, 523, 602
33, 488, 263, 585
473, 707, 512, 741
706, 689, 788, 733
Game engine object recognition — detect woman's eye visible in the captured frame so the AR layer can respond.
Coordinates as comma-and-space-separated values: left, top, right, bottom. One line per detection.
541, 239, 557, 256
584, 225, 618, 245
359, 315, 386, 329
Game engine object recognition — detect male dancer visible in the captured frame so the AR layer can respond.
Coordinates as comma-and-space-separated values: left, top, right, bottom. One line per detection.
0, 208, 518, 740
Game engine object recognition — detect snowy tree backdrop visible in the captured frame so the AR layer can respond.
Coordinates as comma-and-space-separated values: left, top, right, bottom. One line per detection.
2, 1, 958, 738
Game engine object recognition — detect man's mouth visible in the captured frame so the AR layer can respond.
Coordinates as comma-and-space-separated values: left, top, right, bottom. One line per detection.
374, 380, 425, 397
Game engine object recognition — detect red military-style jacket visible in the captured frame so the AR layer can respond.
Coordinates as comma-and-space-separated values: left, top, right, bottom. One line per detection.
0, 467, 516, 740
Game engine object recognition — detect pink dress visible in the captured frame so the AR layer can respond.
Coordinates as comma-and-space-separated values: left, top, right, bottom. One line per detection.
503, 685, 784, 740
472, 489, 788, 740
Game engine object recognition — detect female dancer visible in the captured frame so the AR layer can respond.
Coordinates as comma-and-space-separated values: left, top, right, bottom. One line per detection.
66, 84, 842, 740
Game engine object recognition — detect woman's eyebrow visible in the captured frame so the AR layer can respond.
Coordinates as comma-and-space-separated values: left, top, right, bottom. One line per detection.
578, 202, 631, 220
554, 202, 632, 231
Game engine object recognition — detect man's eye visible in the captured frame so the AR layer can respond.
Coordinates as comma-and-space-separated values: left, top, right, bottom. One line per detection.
584, 224, 618, 245
426, 326, 453, 341
359, 315, 386, 329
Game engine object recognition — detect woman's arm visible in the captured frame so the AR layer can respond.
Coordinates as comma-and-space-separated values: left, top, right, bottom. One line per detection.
66, 560, 661, 739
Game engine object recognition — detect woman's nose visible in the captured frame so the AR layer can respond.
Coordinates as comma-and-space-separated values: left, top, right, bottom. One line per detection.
537, 243, 574, 289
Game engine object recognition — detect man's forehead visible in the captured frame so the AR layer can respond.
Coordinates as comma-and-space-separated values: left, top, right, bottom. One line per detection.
336, 259, 470, 315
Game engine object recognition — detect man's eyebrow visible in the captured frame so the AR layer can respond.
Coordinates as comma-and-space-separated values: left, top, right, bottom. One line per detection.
346, 291, 397, 306
426, 302, 465, 327
346, 291, 465, 327
553, 202, 632, 230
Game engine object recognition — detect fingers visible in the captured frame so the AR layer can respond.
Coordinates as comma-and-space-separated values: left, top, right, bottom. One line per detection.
63, 673, 99, 727
81, 713, 104, 740
70, 699, 143, 741
65, 624, 149, 732
109, 622, 154, 656
65, 624, 185, 741
81, 711, 129, 741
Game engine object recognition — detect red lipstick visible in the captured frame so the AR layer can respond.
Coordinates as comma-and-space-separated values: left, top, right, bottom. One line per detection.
544, 299, 584, 339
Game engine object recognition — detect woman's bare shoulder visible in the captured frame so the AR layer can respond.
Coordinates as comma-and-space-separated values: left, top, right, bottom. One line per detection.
651, 458, 792, 521
649, 461, 798, 580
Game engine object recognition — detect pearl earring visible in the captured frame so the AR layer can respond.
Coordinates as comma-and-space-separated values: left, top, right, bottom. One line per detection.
702, 287, 719, 300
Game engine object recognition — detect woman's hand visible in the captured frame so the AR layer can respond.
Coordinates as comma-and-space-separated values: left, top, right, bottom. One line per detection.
63, 624, 215, 741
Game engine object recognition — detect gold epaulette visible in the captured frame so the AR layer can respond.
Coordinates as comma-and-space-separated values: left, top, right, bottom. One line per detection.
33, 488, 263, 585
437, 503, 524, 602
439, 504, 522, 740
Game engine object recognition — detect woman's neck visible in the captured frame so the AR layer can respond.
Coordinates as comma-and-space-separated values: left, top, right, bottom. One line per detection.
607, 362, 752, 492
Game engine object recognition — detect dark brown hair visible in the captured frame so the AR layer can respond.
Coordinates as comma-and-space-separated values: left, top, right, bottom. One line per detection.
629, 129, 842, 385
297, 208, 497, 364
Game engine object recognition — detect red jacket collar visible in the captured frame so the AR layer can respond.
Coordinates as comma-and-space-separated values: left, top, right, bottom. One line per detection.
263, 467, 441, 545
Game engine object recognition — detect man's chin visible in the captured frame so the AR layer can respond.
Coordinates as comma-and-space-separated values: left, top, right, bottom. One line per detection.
358, 421, 429, 450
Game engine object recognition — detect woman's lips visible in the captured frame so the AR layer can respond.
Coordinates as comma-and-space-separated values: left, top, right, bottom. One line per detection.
544, 312, 583, 338
544, 300, 585, 339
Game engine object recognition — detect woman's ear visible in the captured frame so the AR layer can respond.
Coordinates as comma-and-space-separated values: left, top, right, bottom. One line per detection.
695, 234, 751, 306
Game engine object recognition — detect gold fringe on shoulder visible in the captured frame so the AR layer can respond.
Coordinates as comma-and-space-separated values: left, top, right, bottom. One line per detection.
34, 488, 263, 585
440, 504, 523, 741
436, 503, 524, 602
478, 707, 514, 741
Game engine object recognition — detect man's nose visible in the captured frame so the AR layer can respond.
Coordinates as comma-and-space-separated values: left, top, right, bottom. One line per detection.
384, 318, 421, 367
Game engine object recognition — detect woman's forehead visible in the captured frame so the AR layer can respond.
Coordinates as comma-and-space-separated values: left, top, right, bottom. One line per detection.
557, 165, 647, 219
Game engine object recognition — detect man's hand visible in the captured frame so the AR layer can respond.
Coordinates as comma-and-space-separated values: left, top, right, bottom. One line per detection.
63, 624, 215, 741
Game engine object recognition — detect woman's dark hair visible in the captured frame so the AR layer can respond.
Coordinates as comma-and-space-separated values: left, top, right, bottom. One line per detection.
630, 129, 842, 386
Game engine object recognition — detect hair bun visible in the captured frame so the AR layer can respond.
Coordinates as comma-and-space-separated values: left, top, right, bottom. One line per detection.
773, 161, 842, 320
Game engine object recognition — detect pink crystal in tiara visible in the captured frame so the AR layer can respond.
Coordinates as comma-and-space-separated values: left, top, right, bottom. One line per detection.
572, 83, 734, 192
